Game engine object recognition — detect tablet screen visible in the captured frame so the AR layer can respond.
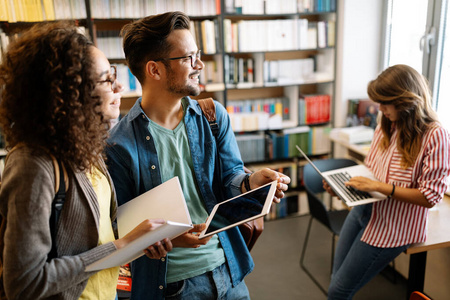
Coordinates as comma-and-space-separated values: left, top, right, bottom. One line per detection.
204, 182, 275, 236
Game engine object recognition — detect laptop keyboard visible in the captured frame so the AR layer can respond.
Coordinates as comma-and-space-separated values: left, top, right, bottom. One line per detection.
328, 172, 371, 202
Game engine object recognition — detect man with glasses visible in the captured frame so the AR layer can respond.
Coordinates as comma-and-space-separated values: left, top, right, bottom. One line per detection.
106, 11, 290, 300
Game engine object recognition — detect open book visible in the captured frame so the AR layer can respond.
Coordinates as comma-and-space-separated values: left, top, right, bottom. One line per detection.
85, 177, 193, 271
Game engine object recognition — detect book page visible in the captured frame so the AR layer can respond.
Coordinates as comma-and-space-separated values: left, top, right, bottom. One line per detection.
85, 221, 192, 272
85, 177, 192, 271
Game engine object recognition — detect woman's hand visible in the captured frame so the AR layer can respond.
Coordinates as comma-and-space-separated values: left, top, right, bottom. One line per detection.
323, 179, 337, 196
171, 223, 213, 248
113, 219, 173, 260
345, 176, 378, 192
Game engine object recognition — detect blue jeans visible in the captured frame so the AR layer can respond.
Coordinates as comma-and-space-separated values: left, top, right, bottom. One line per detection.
165, 263, 250, 300
328, 204, 409, 300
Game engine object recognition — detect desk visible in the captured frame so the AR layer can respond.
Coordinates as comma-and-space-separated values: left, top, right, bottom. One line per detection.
329, 135, 450, 298
328, 133, 370, 162
405, 196, 450, 298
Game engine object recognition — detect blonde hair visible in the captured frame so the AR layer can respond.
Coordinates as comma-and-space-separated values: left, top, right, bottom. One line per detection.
367, 64, 438, 168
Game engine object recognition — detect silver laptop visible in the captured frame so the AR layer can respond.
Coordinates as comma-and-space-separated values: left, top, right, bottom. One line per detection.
296, 145, 386, 207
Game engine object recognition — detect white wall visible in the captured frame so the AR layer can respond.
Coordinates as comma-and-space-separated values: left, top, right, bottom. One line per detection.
333, 0, 384, 156
335, 0, 384, 128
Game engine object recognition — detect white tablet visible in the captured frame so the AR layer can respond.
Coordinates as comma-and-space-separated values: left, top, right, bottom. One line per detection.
199, 180, 278, 239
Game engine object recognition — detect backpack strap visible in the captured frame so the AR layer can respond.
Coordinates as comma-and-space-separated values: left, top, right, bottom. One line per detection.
195, 98, 263, 251
197, 98, 219, 137
48, 157, 66, 261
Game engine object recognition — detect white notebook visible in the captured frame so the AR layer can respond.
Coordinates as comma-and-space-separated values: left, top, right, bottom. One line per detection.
86, 177, 193, 271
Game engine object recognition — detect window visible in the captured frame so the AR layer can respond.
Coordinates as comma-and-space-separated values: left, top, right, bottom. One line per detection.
434, 3, 450, 128
383, 0, 450, 129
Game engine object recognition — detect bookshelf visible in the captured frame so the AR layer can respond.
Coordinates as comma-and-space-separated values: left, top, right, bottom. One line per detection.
0, 0, 338, 220
221, 0, 337, 220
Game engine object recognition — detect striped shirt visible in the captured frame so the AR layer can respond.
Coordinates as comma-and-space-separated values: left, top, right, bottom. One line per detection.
362, 123, 450, 248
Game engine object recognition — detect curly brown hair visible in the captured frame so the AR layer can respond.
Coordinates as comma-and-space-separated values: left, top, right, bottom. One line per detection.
0, 22, 108, 171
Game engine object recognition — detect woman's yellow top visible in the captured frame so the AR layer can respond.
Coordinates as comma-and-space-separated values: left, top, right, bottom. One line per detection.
79, 167, 120, 300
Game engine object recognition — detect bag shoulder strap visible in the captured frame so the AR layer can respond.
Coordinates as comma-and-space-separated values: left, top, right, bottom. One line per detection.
49, 158, 65, 261
197, 98, 219, 137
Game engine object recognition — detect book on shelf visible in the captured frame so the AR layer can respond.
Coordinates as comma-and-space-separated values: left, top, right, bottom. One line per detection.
287, 128, 310, 158
327, 21, 336, 47
86, 0, 218, 19
201, 19, 216, 54
1, 0, 338, 24
96, 30, 124, 59
116, 263, 132, 297
200, 60, 223, 88
309, 125, 331, 154
298, 94, 331, 125
226, 97, 288, 132
235, 132, 266, 163
331, 125, 374, 144
226, 0, 337, 14
189, 19, 218, 55
226, 19, 335, 53
307, 22, 318, 49
317, 21, 327, 48
298, 0, 336, 12
267, 194, 302, 220
346, 98, 379, 129
235, 125, 331, 163
114, 64, 142, 95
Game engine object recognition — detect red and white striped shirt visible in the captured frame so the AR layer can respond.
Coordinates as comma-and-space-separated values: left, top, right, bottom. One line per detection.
362, 123, 450, 247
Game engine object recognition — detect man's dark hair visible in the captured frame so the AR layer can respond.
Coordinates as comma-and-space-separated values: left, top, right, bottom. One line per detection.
121, 11, 191, 84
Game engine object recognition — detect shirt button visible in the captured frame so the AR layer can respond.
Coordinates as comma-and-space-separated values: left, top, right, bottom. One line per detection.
151, 165, 156, 170
146, 136, 150, 141
159, 285, 163, 290
142, 114, 145, 118
161, 257, 165, 262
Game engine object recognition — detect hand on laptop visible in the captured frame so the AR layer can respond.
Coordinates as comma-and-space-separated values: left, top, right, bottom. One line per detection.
171, 223, 213, 248
344, 176, 376, 192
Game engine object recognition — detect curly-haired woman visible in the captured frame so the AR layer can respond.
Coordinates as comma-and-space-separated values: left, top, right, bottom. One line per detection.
325, 64, 450, 299
0, 22, 172, 299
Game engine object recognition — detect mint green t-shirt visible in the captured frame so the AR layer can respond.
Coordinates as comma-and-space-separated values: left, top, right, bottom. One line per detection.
147, 98, 225, 283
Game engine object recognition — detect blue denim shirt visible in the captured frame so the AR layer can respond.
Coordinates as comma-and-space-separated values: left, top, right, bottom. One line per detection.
106, 97, 254, 300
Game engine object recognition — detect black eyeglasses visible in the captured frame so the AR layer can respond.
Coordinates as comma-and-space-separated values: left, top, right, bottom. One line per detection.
97, 65, 117, 92
154, 50, 202, 68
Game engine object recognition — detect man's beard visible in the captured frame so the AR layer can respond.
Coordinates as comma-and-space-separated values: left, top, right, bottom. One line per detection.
166, 67, 201, 96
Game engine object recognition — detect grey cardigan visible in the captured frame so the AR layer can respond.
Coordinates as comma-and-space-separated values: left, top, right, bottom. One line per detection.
0, 146, 117, 299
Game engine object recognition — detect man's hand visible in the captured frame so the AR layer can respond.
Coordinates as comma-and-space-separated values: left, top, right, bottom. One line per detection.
143, 238, 173, 259
248, 168, 291, 203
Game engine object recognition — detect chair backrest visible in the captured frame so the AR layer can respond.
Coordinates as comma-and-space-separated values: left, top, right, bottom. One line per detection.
303, 158, 358, 229
410, 291, 431, 300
